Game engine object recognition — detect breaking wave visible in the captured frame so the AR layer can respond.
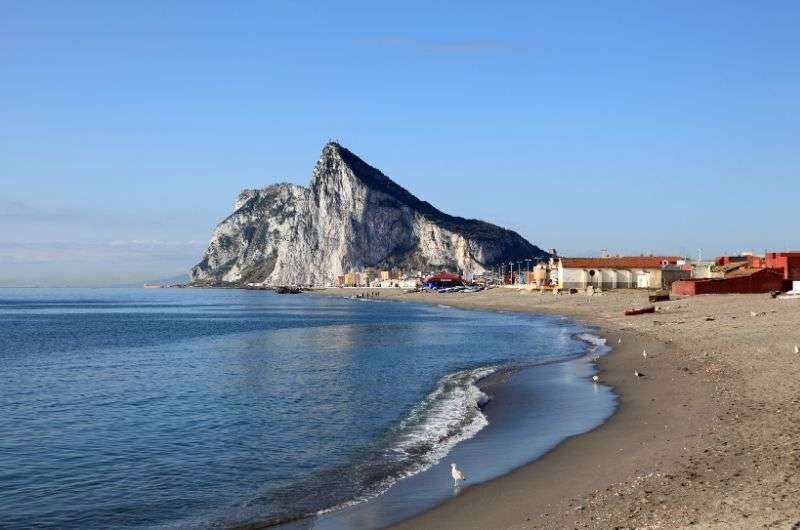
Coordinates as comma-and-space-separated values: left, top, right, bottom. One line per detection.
389, 366, 496, 470
575, 333, 609, 356
316, 364, 498, 515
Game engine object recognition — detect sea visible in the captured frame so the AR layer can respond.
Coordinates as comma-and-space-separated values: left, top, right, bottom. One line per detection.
0, 288, 616, 529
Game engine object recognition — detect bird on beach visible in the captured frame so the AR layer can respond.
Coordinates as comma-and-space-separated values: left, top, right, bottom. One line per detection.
794, 344, 799, 354
634, 370, 645, 378
450, 463, 466, 486
642, 349, 647, 359
618, 337, 622, 344
592, 375, 600, 383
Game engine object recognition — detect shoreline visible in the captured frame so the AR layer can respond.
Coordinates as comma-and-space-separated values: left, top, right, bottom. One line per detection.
308, 320, 616, 530
308, 287, 800, 528
296, 302, 616, 530
390, 325, 704, 529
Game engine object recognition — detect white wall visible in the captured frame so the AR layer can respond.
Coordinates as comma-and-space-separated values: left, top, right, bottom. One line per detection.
559, 266, 654, 289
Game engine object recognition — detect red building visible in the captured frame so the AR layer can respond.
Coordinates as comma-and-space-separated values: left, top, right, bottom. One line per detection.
765, 252, 800, 282
714, 255, 765, 268
672, 268, 784, 295
424, 271, 464, 288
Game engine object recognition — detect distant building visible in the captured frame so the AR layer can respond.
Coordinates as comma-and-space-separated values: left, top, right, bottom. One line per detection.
765, 251, 800, 286
673, 250, 800, 295
379, 270, 400, 281
398, 278, 421, 289
672, 268, 784, 295
556, 256, 687, 290
338, 268, 406, 287
424, 271, 464, 288
689, 262, 716, 279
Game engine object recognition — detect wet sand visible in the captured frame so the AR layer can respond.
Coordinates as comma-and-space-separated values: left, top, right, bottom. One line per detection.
311, 287, 800, 529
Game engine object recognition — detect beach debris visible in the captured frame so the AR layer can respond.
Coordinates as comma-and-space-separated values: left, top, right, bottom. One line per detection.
618, 337, 622, 344
749, 311, 766, 317
642, 349, 648, 359
450, 463, 466, 486
704, 316, 715, 321
794, 344, 799, 354
649, 291, 670, 303
624, 306, 656, 316
634, 370, 645, 378
592, 375, 600, 383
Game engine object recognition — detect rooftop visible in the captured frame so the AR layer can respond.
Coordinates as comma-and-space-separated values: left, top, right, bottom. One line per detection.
560, 256, 681, 269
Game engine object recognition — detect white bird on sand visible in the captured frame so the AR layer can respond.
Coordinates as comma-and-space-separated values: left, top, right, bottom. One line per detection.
618, 337, 622, 344
634, 370, 645, 378
642, 349, 647, 359
450, 463, 466, 486
592, 375, 600, 383
795, 344, 799, 354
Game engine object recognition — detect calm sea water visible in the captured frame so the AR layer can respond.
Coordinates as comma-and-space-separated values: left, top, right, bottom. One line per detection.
0, 288, 613, 529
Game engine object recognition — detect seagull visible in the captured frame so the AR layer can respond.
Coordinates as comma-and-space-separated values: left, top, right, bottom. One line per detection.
618, 337, 622, 344
642, 349, 647, 359
592, 375, 600, 383
795, 344, 799, 354
634, 370, 645, 378
450, 463, 466, 486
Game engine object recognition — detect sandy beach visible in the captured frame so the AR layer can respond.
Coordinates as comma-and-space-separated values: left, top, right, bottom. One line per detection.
312, 287, 800, 529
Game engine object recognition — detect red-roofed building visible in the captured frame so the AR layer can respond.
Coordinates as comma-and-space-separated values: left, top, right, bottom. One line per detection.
561, 256, 681, 269
424, 271, 464, 288
556, 256, 688, 290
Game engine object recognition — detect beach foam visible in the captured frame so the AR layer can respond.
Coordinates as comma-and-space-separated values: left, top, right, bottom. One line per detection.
576, 332, 610, 356
316, 365, 497, 515
390, 365, 496, 467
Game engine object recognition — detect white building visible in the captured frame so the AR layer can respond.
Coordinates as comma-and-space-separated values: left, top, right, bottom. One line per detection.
398, 278, 422, 289
557, 256, 688, 290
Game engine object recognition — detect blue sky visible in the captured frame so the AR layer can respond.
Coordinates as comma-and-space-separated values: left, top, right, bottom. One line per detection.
2, 1, 799, 286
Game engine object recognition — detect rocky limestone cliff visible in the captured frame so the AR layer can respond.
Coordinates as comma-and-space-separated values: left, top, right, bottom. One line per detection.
191, 143, 547, 285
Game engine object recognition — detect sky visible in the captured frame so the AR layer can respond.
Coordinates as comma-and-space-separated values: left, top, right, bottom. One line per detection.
2, 1, 799, 286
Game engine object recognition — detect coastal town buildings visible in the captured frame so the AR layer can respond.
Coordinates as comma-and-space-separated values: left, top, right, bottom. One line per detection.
336, 269, 423, 288
330, 251, 800, 294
